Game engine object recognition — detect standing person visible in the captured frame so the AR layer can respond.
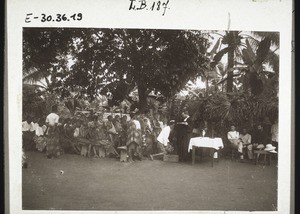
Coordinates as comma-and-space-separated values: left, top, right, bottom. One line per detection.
126, 113, 143, 162
106, 115, 118, 147
227, 125, 244, 160
113, 115, 122, 147
141, 116, 154, 158
176, 110, 193, 161
262, 116, 272, 145
150, 120, 175, 160
239, 128, 253, 159
34, 118, 47, 152
22, 117, 34, 150
45, 106, 62, 159
271, 119, 278, 152
120, 115, 128, 146
45, 106, 60, 132
151, 113, 162, 154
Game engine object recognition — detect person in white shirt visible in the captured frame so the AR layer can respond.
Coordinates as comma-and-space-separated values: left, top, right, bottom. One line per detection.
227, 125, 244, 160
150, 120, 175, 160
239, 128, 253, 159
30, 121, 39, 132
22, 119, 32, 132
34, 119, 47, 152
45, 106, 60, 135
46, 112, 60, 127
22, 117, 35, 150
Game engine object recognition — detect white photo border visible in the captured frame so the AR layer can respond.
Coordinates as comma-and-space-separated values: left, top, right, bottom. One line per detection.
6, 0, 293, 213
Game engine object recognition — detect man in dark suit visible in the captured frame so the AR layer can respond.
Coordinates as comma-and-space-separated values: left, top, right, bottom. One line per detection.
176, 110, 193, 161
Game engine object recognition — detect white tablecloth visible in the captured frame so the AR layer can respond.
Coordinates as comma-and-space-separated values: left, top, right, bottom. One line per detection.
188, 137, 224, 152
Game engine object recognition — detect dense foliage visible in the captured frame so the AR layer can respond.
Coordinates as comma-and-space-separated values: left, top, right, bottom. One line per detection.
23, 28, 210, 112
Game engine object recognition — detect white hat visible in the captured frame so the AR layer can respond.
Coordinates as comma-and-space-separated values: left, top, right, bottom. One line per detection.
268, 150, 277, 154
264, 144, 276, 151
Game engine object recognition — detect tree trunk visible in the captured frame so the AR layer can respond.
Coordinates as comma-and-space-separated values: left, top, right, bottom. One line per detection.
138, 84, 147, 113
205, 76, 209, 97
227, 47, 234, 93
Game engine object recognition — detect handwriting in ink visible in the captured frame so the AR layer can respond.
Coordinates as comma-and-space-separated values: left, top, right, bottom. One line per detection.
25, 13, 83, 23
129, 0, 170, 16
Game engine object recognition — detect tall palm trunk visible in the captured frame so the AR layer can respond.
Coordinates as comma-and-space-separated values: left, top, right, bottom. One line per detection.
227, 47, 234, 93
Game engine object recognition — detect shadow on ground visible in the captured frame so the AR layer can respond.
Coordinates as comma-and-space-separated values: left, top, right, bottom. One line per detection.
22, 151, 277, 211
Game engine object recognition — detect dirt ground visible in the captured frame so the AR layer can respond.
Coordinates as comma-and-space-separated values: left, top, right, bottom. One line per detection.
22, 151, 277, 211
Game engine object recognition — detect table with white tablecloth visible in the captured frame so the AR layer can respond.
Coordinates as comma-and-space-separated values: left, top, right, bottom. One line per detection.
188, 137, 224, 167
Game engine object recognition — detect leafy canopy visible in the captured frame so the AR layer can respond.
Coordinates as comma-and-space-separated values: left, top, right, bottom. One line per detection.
23, 28, 210, 110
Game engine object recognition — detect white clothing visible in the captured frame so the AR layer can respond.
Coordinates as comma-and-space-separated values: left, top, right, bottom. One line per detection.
159, 121, 166, 130
183, 116, 190, 122
22, 121, 31, 131
46, 113, 60, 126
271, 123, 278, 142
35, 125, 47, 136
157, 126, 171, 146
74, 128, 80, 137
133, 120, 141, 130
227, 131, 240, 141
145, 118, 153, 131
30, 122, 39, 132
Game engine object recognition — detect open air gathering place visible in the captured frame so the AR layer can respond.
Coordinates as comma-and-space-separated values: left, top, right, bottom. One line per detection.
22, 28, 279, 211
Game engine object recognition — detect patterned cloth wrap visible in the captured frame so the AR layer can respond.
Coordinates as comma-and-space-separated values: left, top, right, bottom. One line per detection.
45, 126, 63, 157
76, 122, 118, 156
126, 120, 143, 146
34, 136, 47, 152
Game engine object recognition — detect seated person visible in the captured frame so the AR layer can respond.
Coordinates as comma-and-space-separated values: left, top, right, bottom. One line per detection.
239, 128, 252, 159
244, 124, 268, 160
248, 124, 267, 155
227, 125, 244, 160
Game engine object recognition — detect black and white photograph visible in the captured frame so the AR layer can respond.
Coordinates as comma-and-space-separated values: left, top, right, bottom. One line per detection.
5, 0, 293, 213
21, 28, 280, 211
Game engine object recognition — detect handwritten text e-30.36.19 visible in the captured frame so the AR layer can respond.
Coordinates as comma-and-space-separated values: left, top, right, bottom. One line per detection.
25, 13, 82, 23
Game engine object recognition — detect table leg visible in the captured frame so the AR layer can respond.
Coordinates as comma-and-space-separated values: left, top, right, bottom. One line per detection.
200, 148, 203, 161
211, 148, 214, 167
192, 146, 196, 165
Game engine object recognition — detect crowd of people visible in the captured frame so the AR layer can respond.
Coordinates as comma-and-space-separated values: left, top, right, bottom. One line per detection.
22, 106, 178, 167
22, 105, 279, 167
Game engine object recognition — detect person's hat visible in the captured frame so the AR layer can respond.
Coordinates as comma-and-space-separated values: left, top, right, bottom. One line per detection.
264, 144, 276, 151
268, 150, 277, 154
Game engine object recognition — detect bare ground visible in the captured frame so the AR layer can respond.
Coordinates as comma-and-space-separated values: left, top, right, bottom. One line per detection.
22, 151, 277, 211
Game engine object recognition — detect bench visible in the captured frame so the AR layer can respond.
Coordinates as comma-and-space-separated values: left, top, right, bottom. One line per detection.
254, 150, 274, 165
